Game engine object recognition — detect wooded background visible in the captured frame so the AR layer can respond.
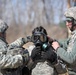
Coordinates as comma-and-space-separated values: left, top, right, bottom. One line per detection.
0, 0, 75, 45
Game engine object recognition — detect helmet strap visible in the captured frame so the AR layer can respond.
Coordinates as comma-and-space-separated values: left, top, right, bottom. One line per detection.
71, 19, 76, 31
74, 20, 76, 25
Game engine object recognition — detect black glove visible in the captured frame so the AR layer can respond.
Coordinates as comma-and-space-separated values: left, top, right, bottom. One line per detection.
23, 36, 32, 43
26, 36, 32, 42
31, 47, 41, 61
47, 36, 54, 44
41, 47, 57, 65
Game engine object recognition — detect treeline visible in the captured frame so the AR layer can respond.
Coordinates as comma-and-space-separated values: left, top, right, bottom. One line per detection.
0, 0, 68, 43
0, 0, 67, 26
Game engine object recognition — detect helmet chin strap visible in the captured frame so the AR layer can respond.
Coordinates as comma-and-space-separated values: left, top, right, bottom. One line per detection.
70, 22, 74, 31
71, 20, 76, 31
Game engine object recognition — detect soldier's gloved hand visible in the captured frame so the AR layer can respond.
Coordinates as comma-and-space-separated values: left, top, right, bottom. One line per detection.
41, 47, 57, 65
47, 36, 54, 44
23, 36, 32, 43
27, 36, 32, 42
31, 47, 41, 61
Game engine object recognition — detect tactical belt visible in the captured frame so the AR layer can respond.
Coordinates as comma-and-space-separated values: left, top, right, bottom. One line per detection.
2, 68, 18, 72
34, 59, 46, 62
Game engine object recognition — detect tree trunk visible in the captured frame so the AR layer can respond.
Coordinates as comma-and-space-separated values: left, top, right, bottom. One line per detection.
74, 0, 76, 6
67, 0, 71, 8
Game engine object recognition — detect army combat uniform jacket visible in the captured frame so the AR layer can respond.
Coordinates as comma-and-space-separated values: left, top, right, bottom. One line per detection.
57, 30, 76, 75
27, 45, 54, 75
0, 37, 29, 75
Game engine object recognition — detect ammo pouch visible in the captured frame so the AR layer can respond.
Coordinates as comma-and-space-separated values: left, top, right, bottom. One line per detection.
54, 61, 69, 75
2, 68, 18, 72
1, 67, 22, 75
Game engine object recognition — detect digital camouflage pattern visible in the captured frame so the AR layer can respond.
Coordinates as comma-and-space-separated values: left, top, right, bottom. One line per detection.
0, 20, 8, 33
0, 37, 29, 75
27, 45, 54, 75
0, 38, 28, 75
9, 37, 27, 48
56, 7, 76, 75
0, 37, 29, 69
31, 61, 53, 75
57, 29, 76, 75
0, 19, 30, 75
64, 7, 76, 20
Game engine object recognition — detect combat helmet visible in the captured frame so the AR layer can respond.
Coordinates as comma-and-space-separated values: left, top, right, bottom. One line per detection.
0, 20, 8, 33
64, 7, 76, 25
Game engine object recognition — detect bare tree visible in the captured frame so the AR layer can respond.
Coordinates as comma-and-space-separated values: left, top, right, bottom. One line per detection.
67, 0, 71, 7
0, 0, 7, 19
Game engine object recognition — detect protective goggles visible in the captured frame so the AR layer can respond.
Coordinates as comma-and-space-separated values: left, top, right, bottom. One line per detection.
66, 17, 74, 22
32, 33, 47, 43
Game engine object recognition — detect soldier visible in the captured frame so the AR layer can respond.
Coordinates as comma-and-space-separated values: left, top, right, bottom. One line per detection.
29, 26, 57, 75
29, 26, 69, 75
52, 7, 76, 75
0, 19, 31, 75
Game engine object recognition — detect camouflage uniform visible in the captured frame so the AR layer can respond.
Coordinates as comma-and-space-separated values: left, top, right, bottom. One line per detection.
27, 45, 54, 75
0, 20, 29, 75
31, 61, 54, 75
56, 7, 76, 75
